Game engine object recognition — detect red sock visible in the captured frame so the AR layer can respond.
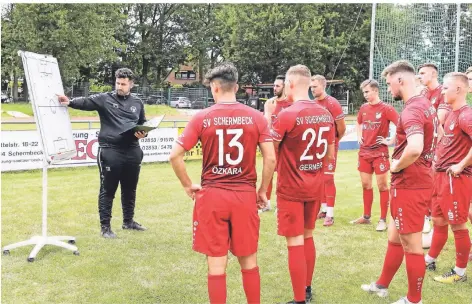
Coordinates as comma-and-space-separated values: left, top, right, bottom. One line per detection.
208, 274, 226, 304
241, 267, 260, 304
428, 224, 448, 259
266, 176, 273, 200
379, 190, 389, 220
405, 252, 425, 304
288, 245, 306, 302
453, 229, 471, 268
325, 175, 336, 208
363, 188, 374, 217
304, 237, 316, 287
376, 241, 404, 287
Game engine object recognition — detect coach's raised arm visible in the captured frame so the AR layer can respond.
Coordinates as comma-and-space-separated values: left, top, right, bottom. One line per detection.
57, 68, 148, 239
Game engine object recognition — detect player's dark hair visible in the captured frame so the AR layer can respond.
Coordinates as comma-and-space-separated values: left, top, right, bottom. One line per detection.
204, 62, 238, 92
381, 60, 415, 78
360, 79, 379, 90
275, 75, 285, 82
418, 63, 439, 72
115, 68, 135, 81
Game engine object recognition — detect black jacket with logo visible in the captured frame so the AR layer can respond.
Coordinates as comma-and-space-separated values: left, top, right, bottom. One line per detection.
69, 92, 146, 148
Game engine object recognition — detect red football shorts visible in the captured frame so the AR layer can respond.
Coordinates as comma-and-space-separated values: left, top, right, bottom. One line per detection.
431, 172, 472, 225
358, 155, 390, 175
192, 187, 259, 257
390, 188, 432, 234
277, 198, 321, 237
323, 144, 339, 174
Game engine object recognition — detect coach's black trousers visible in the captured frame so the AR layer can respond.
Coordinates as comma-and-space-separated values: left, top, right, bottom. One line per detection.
97, 146, 144, 226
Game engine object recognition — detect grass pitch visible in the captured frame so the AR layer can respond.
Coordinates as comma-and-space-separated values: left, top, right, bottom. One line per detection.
1, 150, 471, 304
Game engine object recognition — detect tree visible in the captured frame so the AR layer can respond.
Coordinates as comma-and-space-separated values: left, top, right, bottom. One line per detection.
1, 4, 125, 99
180, 4, 223, 83
123, 4, 186, 87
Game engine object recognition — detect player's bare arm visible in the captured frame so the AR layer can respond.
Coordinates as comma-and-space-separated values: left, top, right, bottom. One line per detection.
264, 97, 276, 124
447, 146, 472, 177
335, 119, 346, 139
356, 122, 363, 145
169, 144, 202, 199
257, 141, 276, 208
391, 133, 424, 173
437, 108, 448, 126
325, 143, 335, 165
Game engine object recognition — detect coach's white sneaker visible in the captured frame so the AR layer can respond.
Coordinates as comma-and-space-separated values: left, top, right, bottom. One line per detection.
391, 296, 422, 304
361, 282, 388, 298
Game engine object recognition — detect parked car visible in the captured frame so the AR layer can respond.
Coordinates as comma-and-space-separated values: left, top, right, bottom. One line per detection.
1, 92, 10, 103
145, 95, 168, 105
170, 97, 191, 108
191, 97, 208, 109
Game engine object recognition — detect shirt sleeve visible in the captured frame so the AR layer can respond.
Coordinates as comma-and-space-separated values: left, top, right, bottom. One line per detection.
271, 111, 291, 142
326, 118, 336, 144
386, 105, 400, 126
329, 98, 345, 121
458, 110, 472, 140
402, 107, 425, 138
176, 114, 202, 151
357, 109, 363, 124
255, 112, 273, 143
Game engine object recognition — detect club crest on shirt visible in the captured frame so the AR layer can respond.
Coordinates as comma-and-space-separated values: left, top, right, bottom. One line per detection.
376, 112, 382, 119
130, 106, 137, 112
380, 163, 385, 171
112, 103, 119, 108
449, 121, 455, 131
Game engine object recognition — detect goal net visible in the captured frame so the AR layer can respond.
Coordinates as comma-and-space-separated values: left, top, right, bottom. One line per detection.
371, 3, 472, 110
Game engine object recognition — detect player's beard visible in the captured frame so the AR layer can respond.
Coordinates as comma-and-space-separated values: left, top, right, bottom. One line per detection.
393, 93, 402, 101
275, 91, 283, 98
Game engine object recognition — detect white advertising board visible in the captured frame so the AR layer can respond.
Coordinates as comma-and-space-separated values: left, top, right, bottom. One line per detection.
1, 128, 177, 172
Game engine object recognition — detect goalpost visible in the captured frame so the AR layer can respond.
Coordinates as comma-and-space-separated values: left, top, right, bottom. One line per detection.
369, 3, 472, 109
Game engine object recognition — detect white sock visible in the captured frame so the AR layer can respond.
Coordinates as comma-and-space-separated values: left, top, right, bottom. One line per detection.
326, 207, 334, 218
321, 203, 327, 212
267, 200, 271, 208
425, 254, 435, 264
454, 266, 466, 276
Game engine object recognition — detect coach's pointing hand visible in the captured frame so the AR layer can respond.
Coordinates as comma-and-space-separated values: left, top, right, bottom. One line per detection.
185, 184, 202, 200
56, 94, 70, 106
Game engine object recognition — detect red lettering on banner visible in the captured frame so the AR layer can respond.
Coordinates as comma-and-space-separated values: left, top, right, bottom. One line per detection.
72, 140, 87, 160
86, 139, 98, 159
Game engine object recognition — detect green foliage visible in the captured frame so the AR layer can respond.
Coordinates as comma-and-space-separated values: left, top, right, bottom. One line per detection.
89, 80, 112, 93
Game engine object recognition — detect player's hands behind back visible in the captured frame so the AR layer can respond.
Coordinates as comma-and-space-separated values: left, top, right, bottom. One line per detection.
185, 184, 202, 200
447, 163, 464, 177
256, 188, 268, 210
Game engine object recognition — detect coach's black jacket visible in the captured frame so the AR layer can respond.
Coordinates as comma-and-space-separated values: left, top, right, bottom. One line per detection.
69, 92, 146, 148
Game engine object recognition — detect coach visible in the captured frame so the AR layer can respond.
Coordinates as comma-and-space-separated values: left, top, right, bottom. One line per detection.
57, 68, 147, 239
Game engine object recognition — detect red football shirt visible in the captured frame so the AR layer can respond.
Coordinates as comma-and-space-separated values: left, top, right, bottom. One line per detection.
391, 96, 438, 189
271, 98, 293, 127
435, 105, 472, 176
421, 85, 450, 112
271, 100, 335, 202
176, 102, 272, 191
315, 95, 345, 143
357, 102, 399, 158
